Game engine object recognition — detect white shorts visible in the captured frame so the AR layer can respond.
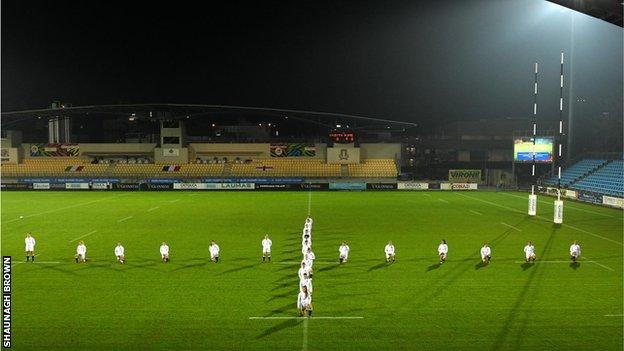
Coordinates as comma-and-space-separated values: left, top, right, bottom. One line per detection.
439, 252, 447, 257
481, 254, 489, 260
161, 253, 168, 258
386, 252, 394, 259
211, 252, 219, 258
340, 253, 348, 260
263, 248, 271, 254
570, 252, 579, 257
525, 253, 535, 260
25, 245, 34, 252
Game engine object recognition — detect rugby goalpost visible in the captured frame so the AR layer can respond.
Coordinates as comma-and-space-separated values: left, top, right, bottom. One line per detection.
527, 52, 566, 224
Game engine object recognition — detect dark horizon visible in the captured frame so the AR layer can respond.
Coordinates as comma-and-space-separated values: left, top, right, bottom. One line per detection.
2, 0, 622, 131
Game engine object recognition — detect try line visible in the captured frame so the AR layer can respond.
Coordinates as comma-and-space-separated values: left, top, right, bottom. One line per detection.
249, 316, 364, 320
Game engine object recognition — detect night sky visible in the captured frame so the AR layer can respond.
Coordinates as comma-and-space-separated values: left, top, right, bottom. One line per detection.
2, 0, 622, 130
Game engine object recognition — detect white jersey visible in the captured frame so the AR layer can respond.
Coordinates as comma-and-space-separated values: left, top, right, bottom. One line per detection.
480, 246, 491, 258
302, 229, 311, 240
298, 266, 311, 280
339, 245, 350, 257
524, 245, 535, 257
302, 241, 311, 255
209, 244, 220, 257
438, 244, 448, 255
25, 237, 36, 250
297, 291, 312, 309
262, 239, 272, 252
569, 244, 581, 256
160, 245, 169, 256
300, 277, 313, 293
76, 244, 87, 256
115, 245, 125, 256
385, 244, 395, 255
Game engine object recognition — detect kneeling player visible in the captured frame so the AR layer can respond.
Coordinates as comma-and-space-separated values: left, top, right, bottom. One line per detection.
262, 235, 272, 262
75, 241, 87, 263
438, 240, 448, 264
385, 241, 395, 263
297, 286, 313, 317
160, 242, 170, 263
209, 241, 220, 263
300, 272, 313, 294
480, 243, 491, 263
115, 242, 125, 264
569, 241, 581, 263
524, 241, 536, 263
339, 241, 350, 264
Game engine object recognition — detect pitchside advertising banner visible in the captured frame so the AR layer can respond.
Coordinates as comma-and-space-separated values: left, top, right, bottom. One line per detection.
329, 182, 367, 190
397, 182, 429, 190
366, 183, 397, 190
172, 183, 255, 190
603, 195, 624, 209
543, 187, 578, 200
448, 169, 482, 183
65, 183, 90, 189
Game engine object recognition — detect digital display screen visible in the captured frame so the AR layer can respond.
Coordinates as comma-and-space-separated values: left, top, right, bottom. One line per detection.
329, 130, 356, 143
513, 137, 554, 163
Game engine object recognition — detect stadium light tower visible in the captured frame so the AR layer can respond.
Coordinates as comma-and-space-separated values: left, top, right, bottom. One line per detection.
528, 62, 539, 216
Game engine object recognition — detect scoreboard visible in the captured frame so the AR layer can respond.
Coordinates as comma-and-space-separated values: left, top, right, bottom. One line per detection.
329, 130, 356, 143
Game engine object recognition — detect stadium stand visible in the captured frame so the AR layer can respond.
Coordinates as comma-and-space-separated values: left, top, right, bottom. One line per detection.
544, 159, 606, 186
230, 159, 341, 177
348, 159, 398, 178
571, 160, 624, 197
1, 157, 400, 179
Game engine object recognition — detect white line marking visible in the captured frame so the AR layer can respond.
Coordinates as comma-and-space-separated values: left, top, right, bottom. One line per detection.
169, 199, 180, 203
438, 199, 449, 204
514, 260, 571, 263
117, 216, 133, 223
302, 317, 309, 351
588, 260, 615, 272
249, 316, 364, 320
469, 210, 483, 216
559, 223, 623, 246
457, 193, 623, 246
70, 230, 98, 242
500, 222, 522, 232
502, 193, 615, 217
14, 261, 60, 264
3, 194, 128, 224
604, 314, 623, 317
307, 190, 312, 216
147, 206, 160, 212
423, 193, 431, 197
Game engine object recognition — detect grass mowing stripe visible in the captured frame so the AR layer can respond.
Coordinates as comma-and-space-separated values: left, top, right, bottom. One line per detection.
302, 318, 309, 351
147, 206, 160, 212
469, 210, 483, 216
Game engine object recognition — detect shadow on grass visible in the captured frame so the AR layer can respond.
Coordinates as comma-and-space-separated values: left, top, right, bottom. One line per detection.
426, 263, 441, 272
171, 261, 207, 272
570, 262, 580, 270
267, 288, 299, 302
269, 302, 296, 315
367, 262, 388, 272
271, 279, 298, 291
474, 261, 488, 270
316, 264, 340, 273
520, 262, 534, 271
37, 263, 80, 276
219, 263, 256, 275
256, 318, 302, 339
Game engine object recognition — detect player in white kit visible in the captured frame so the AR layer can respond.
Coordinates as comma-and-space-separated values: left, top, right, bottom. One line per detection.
262, 235, 272, 262
385, 241, 395, 263
24, 233, 36, 262
75, 241, 87, 263
480, 243, 491, 263
115, 242, 125, 264
297, 286, 313, 317
569, 241, 581, 263
160, 242, 170, 263
339, 241, 350, 264
438, 240, 448, 264
300, 272, 313, 294
209, 241, 220, 263
304, 247, 315, 268
298, 261, 312, 280
524, 241, 536, 263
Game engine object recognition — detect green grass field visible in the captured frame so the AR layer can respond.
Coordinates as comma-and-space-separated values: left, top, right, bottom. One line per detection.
1, 190, 622, 350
